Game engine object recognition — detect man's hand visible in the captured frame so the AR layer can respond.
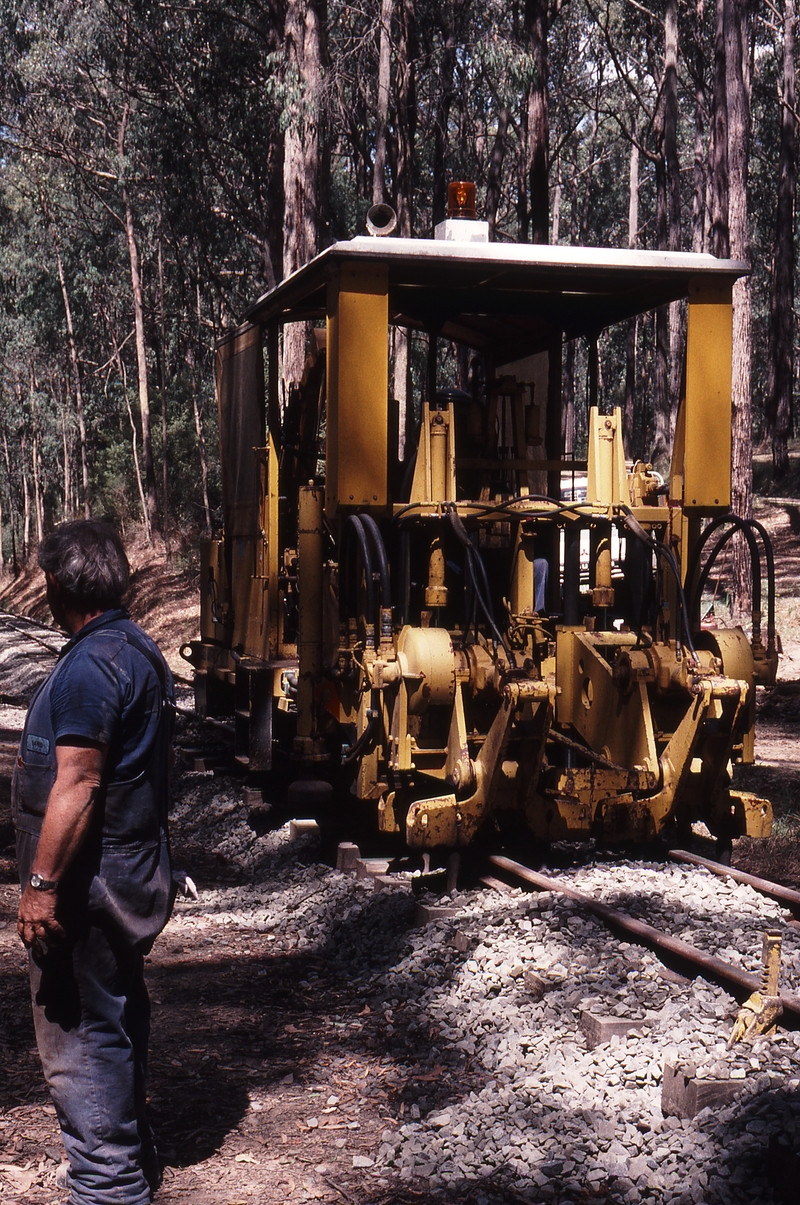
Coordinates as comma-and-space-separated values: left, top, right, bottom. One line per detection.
17, 884, 65, 957
17, 741, 107, 956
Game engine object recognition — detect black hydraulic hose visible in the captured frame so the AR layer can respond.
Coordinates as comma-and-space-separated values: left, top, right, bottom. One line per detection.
690, 518, 761, 633
446, 505, 516, 664
742, 517, 776, 652
359, 513, 392, 612
341, 702, 379, 765
621, 510, 698, 663
340, 515, 375, 630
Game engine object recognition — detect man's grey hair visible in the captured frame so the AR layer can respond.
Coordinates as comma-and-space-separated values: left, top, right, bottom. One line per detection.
38, 520, 130, 610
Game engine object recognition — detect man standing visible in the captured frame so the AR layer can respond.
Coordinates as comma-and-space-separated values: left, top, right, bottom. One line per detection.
14, 520, 174, 1204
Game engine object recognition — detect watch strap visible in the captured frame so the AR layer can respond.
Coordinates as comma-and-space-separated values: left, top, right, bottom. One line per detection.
29, 873, 59, 892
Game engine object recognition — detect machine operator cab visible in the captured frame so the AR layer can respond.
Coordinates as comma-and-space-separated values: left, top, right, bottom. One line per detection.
184, 204, 775, 852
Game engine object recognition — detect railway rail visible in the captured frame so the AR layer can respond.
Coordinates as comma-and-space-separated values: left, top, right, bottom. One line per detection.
487, 851, 800, 1028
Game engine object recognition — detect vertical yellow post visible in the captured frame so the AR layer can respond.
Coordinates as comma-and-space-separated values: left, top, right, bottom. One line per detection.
326, 264, 389, 517
683, 277, 733, 513
266, 436, 280, 658
295, 485, 325, 753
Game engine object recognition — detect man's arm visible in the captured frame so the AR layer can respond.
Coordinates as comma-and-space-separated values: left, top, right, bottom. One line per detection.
17, 741, 107, 956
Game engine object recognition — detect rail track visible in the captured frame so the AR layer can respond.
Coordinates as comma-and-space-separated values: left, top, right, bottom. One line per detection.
485, 850, 800, 1027
2, 600, 800, 1035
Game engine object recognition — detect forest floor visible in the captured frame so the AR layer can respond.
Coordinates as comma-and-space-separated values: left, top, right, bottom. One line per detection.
0, 463, 799, 1205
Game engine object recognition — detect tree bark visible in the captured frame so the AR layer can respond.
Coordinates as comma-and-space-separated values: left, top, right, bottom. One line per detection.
157, 232, 171, 558
2, 429, 18, 575
113, 343, 151, 541
485, 107, 510, 238
31, 432, 43, 545
767, 0, 796, 476
562, 174, 579, 457
20, 434, 30, 562
624, 135, 640, 455
526, 0, 551, 243
709, 0, 730, 258
395, 0, 417, 237
121, 179, 159, 542
61, 403, 72, 520
690, 0, 709, 251
432, 3, 457, 227
52, 244, 90, 519
188, 315, 212, 537
726, 0, 753, 610
282, 0, 326, 388
652, 0, 680, 465
373, 0, 394, 205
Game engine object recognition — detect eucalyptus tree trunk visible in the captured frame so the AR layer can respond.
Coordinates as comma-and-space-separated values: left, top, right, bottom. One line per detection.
664, 0, 683, 438
122, 180, 159, 542
61, 404, 72, 519
113, 345, 151, 543
561, 176, 579, 457
726, 0, 753, 611
53, 247, 90, 519
372, 0, 394, 205
20, 435, 30, 562
157, 234, 171, 560
767, 0, 796, 477
624, 135, 640, 456
432, 3, 457, 227
395, 0, 417, 236
709, 0, 730, 258
652, 0, 680, 466
2, 430, 17, 575
526, 0, 551, 243
114, 85, 159, 540
691, 0, 709, 251
395, 0, 416, 455
187, 322, 212, 537
32, 432, 44, 545
283, 0, 325, 388
485, 108, 510, 238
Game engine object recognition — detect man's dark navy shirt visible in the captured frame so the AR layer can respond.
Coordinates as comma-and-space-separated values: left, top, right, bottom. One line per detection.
14, 607, 175, 947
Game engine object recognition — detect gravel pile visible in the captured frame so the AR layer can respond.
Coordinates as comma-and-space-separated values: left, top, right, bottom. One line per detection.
0, 613, 65, 705
167, 779, 800, 1205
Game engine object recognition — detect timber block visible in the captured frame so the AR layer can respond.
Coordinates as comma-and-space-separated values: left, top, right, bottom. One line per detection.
356, 858, 391, 879
289, 818, 319, 839
580, 1012, 642, 1049
336, 842, 361, 873
413, 902, 463, 925
661, 1063, 745, 1118
449, 931, 472, 954
372, 875, 412, 894
524, 969, 549, 999
243, 786, 263, 809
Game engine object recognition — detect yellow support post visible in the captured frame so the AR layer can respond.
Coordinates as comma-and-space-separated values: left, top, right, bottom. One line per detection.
326, 264, 389, 517
682, 277, 733, 514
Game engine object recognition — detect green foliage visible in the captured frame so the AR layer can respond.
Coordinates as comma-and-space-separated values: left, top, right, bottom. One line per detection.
0, 0, 793, 568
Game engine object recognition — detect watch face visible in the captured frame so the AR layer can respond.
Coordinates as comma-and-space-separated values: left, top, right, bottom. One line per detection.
30, 873, 57, 891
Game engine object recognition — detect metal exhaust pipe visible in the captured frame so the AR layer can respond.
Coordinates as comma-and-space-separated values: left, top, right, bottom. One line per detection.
366, 203, 397, 237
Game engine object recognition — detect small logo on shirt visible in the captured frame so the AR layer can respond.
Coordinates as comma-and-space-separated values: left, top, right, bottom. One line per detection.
26, 734, 50, 756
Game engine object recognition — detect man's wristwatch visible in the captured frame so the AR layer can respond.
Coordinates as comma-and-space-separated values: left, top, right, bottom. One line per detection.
29, 873, 59, 892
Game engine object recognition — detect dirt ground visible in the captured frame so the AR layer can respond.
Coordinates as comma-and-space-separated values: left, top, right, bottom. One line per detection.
0, 491, 799, 1205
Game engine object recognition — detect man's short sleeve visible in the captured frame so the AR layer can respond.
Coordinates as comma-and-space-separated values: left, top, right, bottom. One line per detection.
49, 645, 124, 746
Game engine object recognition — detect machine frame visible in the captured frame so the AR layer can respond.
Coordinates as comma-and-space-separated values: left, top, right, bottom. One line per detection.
183, 232, 775, 851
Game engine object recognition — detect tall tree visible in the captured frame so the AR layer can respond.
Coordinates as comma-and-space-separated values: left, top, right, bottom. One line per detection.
766, 0, 796, 476
283, 0, 327, 388
525, 0, 554, 243
726, 0, 753, 610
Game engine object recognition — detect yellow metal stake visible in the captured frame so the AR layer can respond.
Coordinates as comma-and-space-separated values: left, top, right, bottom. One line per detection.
729, 929, 784, 1045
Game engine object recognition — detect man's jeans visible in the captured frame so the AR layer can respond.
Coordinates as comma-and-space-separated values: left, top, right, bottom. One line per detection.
30, 923, 158, 1204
